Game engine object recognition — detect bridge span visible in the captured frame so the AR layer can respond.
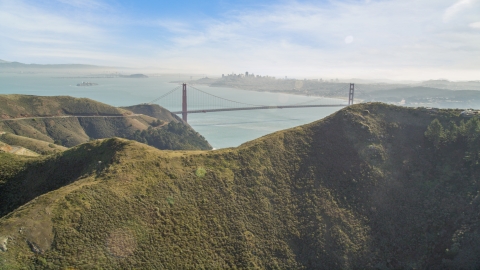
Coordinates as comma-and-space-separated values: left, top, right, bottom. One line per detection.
151, 83, 354, 122
171, 104, 346, 115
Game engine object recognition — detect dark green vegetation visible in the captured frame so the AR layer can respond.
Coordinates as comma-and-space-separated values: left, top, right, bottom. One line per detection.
123, 103, 192, 151
425, 117, 480, 153
0, 95, 211, 151
131, 122, 211, 150
1, 103, 480, 269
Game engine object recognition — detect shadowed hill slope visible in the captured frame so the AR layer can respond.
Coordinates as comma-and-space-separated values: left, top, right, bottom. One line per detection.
0, 139, 125, 218
0, 103, 479, 269
0, 95, 211, 150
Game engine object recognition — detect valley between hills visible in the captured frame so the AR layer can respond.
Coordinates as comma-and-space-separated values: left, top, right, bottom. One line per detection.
1, 96, 480, 269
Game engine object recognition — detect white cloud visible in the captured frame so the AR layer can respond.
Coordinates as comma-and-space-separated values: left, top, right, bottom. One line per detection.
54, 0, 106, 9
470, 21, 480, 28
0, 0, 125, 65
0, 0, 106, 40
150, 20, 192, 34
17, 47, 133, 63
443, 0, 477, 22
0, 0, 479, 80
148, 0, 480, 80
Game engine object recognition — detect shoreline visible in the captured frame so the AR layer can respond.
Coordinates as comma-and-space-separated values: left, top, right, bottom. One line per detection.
188, 82, 351, 102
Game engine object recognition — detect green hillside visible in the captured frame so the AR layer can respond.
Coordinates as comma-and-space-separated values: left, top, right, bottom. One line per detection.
1, 103, 479, 269
0, 95, 211, 151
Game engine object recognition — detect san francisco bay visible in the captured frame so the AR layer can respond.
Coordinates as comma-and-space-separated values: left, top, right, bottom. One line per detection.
0, 73, 345, 148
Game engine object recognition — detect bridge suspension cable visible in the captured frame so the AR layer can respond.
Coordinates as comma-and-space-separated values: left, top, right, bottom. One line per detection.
148, 86, 181, 104
187, 85, 266, 107
147, 83, 353, 123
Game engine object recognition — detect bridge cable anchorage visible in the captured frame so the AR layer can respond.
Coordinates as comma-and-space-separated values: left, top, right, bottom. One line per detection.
188, 85, 267, 107
148, 86, 181, 104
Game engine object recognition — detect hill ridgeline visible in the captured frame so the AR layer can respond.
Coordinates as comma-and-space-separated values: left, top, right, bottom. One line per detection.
0, 95, 211, 151
0, 103, 479, 269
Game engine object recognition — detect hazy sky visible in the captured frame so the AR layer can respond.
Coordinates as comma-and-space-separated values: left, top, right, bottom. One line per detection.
0, 0, 479, 80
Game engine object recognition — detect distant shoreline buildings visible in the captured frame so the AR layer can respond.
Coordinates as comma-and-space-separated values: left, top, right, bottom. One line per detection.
221, 72, 278, 80
221, 71, 334, 82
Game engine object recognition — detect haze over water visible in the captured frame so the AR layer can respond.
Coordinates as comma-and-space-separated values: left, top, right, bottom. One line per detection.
0, 74, 343, 149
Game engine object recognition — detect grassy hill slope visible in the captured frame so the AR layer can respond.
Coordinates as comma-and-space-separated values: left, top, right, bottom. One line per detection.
0, 133, 67, 155
1, 103, 479, 269
122, 104, 183, 123
0, 140, 12, 152
0, 140, 39, 157
0, 95, 130, 119
0, 95, 211, 150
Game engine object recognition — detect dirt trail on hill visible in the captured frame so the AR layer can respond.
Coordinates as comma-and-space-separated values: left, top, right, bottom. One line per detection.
0, 114, 144, 121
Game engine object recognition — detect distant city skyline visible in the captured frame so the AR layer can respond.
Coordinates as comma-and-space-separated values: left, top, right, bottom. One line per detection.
0, 0, 479, 80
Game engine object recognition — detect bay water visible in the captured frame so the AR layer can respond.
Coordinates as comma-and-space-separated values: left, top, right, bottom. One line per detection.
0, 73, 345, 149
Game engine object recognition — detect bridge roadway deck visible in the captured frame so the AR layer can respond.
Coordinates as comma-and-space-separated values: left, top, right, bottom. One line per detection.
171, 104, 347, 114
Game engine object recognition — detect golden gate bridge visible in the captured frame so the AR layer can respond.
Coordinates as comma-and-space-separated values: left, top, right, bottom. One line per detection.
149, 83, 355, 122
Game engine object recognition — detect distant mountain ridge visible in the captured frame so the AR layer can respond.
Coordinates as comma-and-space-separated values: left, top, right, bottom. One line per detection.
359, 86, 480, 108
0, 61, 101, 69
